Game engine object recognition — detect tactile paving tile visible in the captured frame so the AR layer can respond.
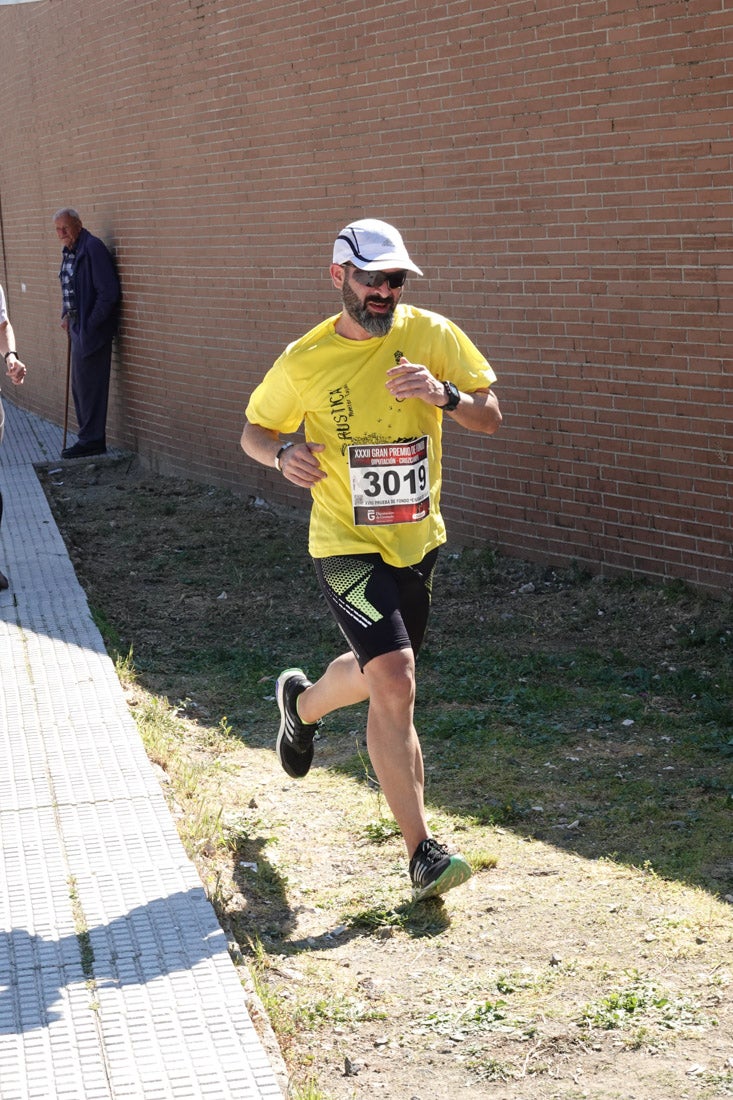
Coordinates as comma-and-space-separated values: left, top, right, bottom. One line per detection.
0, 398, 284, 1098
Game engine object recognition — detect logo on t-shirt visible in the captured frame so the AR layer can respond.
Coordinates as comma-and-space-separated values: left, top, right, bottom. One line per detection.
329, 385, 354, 447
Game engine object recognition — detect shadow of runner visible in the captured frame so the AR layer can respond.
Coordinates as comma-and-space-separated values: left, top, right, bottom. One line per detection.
285, 896, 453, 957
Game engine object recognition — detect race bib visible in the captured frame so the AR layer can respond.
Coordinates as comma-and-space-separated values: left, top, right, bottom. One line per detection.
348, 437, 430, 526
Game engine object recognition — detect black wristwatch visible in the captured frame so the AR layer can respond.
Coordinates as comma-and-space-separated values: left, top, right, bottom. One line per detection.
440, 380, 461, 411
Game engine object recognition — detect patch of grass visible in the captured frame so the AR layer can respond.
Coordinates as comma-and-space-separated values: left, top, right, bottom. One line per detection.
418, 998, 536, 1041
133, 692, 184, 767
68, 876, 95, 981
125, 682, 235, 861
363, 817, 401, 844
294, 994, 387, 1027
114, 645, 136, 682
289, 1080, 334, 1100
345, 905, 410, 934
578, 972, 704, 1034
469, 1056, 513, 1083
244, 936, 298, 1050
90, 603, 124, 656
468, 848, 498, 873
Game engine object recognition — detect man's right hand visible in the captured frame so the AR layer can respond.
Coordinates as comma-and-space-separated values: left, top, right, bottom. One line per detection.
5, 356, 27, 385
279, 442, 327, 488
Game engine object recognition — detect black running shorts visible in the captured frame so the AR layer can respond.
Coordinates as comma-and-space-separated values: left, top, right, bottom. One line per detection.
313, 548, 439, 670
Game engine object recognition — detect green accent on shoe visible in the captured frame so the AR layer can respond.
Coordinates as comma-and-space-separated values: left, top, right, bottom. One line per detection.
412, 854, 472, 901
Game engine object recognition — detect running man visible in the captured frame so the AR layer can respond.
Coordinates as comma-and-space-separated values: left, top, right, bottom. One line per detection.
241, 218, 502, 900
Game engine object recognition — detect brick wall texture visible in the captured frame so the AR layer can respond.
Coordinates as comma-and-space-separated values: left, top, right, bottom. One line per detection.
0, 0, 730, 590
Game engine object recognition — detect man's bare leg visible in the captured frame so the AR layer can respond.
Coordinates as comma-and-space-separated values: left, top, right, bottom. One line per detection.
286, 648, 471, 899
299, 647, 429, 857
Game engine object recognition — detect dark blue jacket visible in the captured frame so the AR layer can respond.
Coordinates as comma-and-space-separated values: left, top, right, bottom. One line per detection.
61, 228, 120, 358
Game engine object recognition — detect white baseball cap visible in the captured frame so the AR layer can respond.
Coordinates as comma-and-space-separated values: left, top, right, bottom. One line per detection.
332, 218, 424, 275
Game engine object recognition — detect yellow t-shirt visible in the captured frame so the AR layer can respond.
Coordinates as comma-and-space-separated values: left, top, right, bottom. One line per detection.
245, 304, 497, 567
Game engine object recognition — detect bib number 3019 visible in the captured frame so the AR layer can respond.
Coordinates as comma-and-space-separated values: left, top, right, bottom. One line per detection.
348, 436, 430, 526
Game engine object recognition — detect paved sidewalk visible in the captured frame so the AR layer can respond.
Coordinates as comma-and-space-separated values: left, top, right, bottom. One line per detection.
0, 399, 284, 1099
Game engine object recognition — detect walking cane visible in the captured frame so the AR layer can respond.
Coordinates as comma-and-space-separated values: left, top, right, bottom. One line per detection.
62, 331, 71, 452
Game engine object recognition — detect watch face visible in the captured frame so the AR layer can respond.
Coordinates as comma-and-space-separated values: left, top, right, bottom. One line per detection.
443, 381, 460, 410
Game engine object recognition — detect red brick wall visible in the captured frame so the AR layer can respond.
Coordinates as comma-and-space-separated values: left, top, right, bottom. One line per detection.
0, 0, 730, 589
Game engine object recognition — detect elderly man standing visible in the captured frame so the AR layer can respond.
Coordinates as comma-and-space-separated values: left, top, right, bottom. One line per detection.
53, 208, 120, 459
0, 285, 28, 589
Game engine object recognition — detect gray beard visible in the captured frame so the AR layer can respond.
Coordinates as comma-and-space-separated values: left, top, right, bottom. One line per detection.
341, 279, 396, 337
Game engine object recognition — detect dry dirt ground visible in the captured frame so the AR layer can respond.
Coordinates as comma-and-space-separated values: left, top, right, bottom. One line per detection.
38, 455, 733, 1100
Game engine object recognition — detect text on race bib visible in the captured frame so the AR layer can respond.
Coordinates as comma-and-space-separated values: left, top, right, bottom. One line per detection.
348, 437, 431, 526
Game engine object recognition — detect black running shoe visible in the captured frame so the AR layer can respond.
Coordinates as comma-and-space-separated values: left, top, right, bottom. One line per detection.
276, 668, 321, 778
409, 838, 472, 901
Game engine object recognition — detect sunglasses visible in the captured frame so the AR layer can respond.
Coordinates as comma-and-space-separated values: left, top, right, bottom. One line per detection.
346, 265, 408, 290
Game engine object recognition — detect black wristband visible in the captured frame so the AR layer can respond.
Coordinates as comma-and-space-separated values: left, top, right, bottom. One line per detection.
3, 350, 17, 362
275, 442, 295, 471
440, 380, 461, 411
